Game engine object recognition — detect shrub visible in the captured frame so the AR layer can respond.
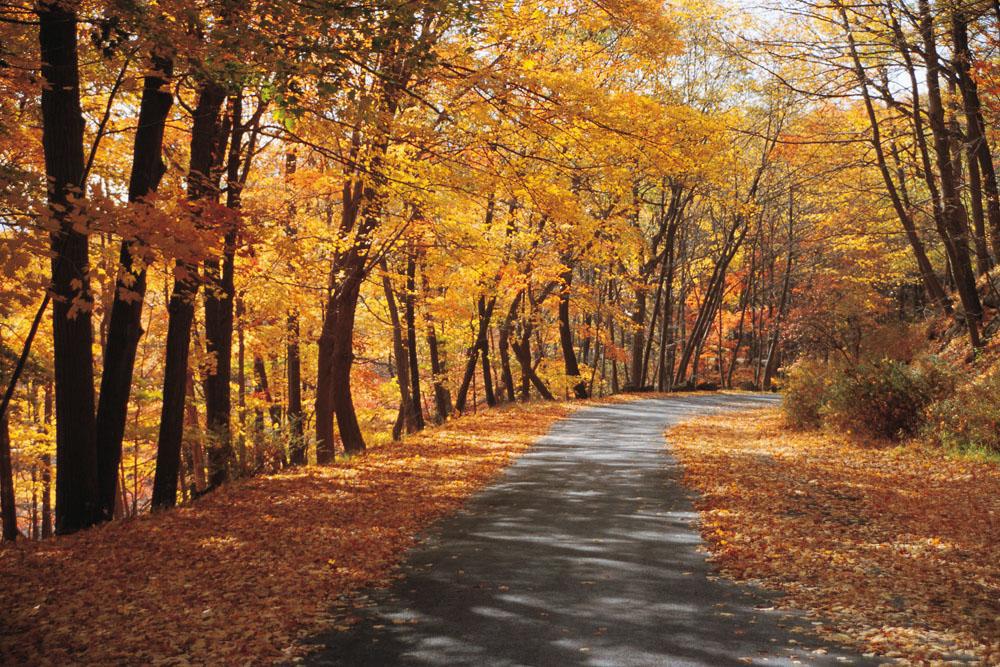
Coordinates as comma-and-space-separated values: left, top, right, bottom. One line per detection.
782, 359, 831, 430
822, 359, 939, 441
928, 367, 1000, 457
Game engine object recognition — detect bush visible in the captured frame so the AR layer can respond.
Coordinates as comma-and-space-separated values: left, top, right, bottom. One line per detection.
928, 367, 1000, 456
822, 359, 943, 441
782, 359, 831, 430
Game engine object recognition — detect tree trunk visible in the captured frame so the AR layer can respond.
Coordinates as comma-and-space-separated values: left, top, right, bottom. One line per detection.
152, 81, 226, 510
841, 4, 952, 316
286, 321, 305, 462
283, 152, 306, 464
203, 94, 245, 488
478, 297, 497, 407
38, 1, 100, 534
557, 265, 588, 398
404, 252, 425, 427
41, 383, 52, 537
953, 9, 1000, 260
380, 259, 415, 438
919, 0, 983, 348
512, 322, 554, 401
497, 293, 522, 403
454, 296, 496, 413
628, 287, 647, 388
0, 414, 15, 541
95, 55, 174, 521
316, 252, 368, 460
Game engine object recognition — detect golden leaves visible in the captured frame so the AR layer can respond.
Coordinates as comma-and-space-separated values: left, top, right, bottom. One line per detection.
669, 409, 1000, 664
0, 403, 572, 665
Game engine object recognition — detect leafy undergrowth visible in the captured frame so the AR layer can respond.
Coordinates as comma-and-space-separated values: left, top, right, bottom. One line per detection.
0, 402, 572, 665
669, 409, 1000, 665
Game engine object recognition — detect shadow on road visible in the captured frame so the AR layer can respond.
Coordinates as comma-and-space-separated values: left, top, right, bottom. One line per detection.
302, 394, 873, 666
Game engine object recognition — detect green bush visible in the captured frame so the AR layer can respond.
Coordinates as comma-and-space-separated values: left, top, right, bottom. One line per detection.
928, 368, 1000, 457
782, 359, 831, 430
822, 359, 942, 441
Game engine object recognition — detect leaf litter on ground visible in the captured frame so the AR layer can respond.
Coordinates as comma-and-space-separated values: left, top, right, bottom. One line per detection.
668, 409, 1000, 665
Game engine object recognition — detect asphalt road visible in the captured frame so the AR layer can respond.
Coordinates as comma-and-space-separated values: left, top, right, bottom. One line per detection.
305, 394, 874, 666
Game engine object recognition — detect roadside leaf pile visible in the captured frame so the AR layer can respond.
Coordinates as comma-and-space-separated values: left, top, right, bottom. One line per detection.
669, 409, 1000, 664
0, 403, 571, 664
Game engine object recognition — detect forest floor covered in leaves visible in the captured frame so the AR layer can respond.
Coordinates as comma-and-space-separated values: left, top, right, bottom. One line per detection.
669, 409, 1000, 665
0, 403, 573, 664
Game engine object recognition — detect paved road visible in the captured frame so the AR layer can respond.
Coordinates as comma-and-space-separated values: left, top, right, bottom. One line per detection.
305, 394, 873, 666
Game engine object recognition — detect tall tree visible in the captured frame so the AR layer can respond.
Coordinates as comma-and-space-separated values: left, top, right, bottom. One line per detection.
95, 54, 174, 521
38, 0, 99, 533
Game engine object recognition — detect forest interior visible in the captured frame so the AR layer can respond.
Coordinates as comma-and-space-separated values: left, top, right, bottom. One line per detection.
1, 0, 1000, 663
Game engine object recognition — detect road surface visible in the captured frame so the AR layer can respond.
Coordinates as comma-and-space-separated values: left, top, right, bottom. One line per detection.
305, 394, 872, 666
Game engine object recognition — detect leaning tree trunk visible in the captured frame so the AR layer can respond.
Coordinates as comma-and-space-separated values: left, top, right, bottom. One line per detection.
95, 55, 174, 521
38, 1, 100, 534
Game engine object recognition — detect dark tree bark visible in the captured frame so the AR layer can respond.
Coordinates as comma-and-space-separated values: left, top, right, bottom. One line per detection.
512, 322, 555, 401
152, 81, 226, 510
557, 264, 588, 399
674, 222, 746, 386
95, 55, 174, 521
454, 296, 496, 413
478, 297, 497, 407
381, 258, 415, 438
497, 292, 523, 403
253, 354, 281, 428
423, 284, 452, 422
763, 197, 795, 390
919, 0, 983, 348
41, 382, 52, 537
284, 153, 305, 464
404, 252, 425, 428
314, 9, 435, 460
953, 9, 1000, 261
203, 93, 248, 487
628, 287, 647, 388
0, 414, 15, 541
38, 1, 100, 533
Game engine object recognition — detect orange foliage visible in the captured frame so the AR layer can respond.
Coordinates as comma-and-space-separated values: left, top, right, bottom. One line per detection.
669, 410, 1000, 664
0, 403, 572, 664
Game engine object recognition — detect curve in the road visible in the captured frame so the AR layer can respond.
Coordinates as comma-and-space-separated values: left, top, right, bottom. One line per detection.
304, 394, 873, 667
